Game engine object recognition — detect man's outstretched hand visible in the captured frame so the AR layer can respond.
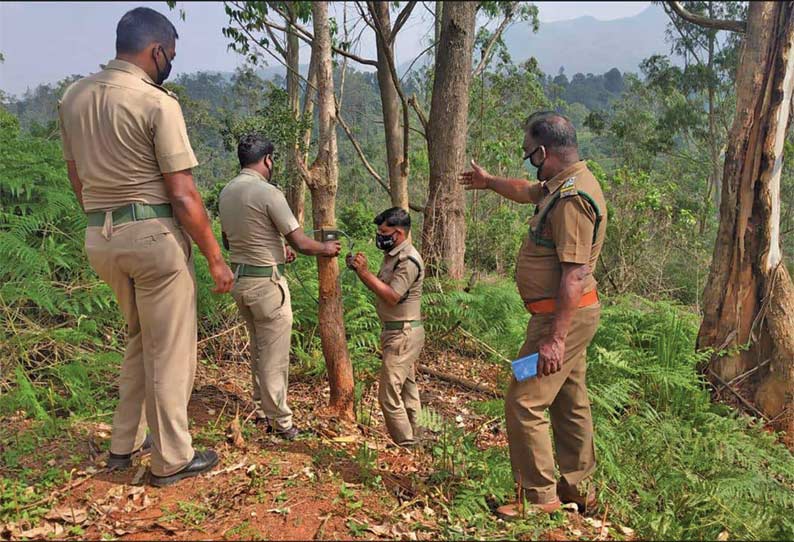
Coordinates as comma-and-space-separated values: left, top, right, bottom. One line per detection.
459, 159, 492, 190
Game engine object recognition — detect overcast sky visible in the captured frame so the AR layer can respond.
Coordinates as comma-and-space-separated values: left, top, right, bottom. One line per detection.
0, 1, 649, 97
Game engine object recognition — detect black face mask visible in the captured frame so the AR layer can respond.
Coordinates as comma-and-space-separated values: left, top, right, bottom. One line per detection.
153, 46, 172, 85
525, 145, 546, 181
376, 232, 396, 251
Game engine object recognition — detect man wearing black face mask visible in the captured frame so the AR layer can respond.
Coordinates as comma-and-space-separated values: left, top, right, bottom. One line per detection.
219, 134, 341, 440
58, 7, 235, 485
347, 208, 425, 448
460, 112, 607, 517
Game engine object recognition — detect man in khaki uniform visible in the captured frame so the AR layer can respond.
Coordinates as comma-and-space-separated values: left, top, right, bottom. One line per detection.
460, 112, 607, 516
347, 208, 425, 447
219, 134, 341, 440
59, 7, 234, 486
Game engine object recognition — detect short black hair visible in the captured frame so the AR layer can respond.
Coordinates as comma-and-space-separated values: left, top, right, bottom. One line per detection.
523, 111, 578, 150
237, 134, 275, 168
116, 7, 179, 55
374, 207, 411, 231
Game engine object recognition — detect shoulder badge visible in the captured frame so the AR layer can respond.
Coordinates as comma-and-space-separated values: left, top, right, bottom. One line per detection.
143, 79, 179, 100
559, 177, 577, 198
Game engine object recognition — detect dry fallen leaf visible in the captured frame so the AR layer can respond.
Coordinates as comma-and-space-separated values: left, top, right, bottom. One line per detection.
619, 525, 635, 537
331, 434, 359, 443
367, 523, 392, 537
127, 486, 145, 499
131, 464, 147, 485
228, 415, 246, 448
20, 521, 64, 538
106, 485, 126, 499
45, 506, 88, 524
718, 531, 730, 541
585, 517, 604, 529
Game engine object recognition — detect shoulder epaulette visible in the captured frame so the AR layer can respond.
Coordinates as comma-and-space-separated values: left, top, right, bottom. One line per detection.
558, 176, 577, 198
143, 79, 178, 100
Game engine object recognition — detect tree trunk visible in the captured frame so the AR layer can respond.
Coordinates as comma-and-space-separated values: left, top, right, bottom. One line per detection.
698, 0, 794, 446
421, 1, 476, 279
372, 2, 409, 209
701, 17, 720, 236
434, 1, 443, 58
284, 6, 306, 225
304, 1, 355, 420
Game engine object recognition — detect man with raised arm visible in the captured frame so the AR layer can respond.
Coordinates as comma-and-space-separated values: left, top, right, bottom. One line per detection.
219, 134, 341, 440
460, 112, 607, 517
59, 7, 233, 486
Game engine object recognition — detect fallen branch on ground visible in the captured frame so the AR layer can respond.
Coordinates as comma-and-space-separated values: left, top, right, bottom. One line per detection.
418, 364, 499, 397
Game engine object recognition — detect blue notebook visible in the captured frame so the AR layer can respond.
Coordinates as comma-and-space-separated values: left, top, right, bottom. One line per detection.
511, 352, 539, 382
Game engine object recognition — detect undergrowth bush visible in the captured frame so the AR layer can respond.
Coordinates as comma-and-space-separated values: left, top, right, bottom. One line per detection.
435, 294, 794, 541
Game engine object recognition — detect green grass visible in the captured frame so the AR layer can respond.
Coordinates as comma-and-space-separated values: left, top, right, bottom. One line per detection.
436, 293, 794, 541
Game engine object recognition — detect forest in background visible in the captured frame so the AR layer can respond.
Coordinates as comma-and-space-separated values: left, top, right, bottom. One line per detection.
3, 1, 794, 540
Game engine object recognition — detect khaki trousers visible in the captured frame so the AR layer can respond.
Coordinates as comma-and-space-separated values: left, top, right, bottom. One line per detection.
505, 304, 600, 504
85, 218, 196, 477
379, 324, 425, 445
231, 275, 293, 431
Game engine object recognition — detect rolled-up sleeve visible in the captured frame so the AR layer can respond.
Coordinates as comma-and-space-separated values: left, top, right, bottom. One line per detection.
152, 97, 199, 173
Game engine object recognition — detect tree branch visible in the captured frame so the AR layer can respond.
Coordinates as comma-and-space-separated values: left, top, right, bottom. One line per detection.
409, 94, 429, 136
390, 0, 419, 44
265, 7, 380, 66
367, 1, 413, 169
399, 40, 436, 84
662, 2, 705, 65
337, 107, 424, 213
667, 1, 746, 33
472, 5, 517, 78
263, 21, 288, 58
228, 10, 316, 92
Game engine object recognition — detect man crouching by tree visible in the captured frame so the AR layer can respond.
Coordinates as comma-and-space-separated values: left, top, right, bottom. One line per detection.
460, 112, 607, 518
347, 208, 425, 448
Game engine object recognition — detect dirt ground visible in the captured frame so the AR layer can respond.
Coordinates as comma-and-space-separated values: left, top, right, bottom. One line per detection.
1, 348, 630, 541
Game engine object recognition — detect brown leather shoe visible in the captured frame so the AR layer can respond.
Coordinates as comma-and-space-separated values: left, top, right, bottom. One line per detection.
557, 483, 597, 513
496, 499, 562, 520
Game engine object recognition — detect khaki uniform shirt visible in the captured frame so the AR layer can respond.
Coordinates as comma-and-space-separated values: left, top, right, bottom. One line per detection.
515, 161, 607, 303
218, 168, 300, 267
376, 240, 424, 322
58, 59, 198, 211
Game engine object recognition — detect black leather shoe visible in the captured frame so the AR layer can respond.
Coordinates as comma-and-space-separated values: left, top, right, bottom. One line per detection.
107, 434, 153, 470
148, 450, 219, 487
